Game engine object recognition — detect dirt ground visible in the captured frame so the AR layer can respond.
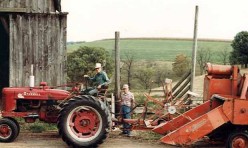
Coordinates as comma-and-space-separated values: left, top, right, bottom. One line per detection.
0, 130, 225, 148
0, 131, 166, 148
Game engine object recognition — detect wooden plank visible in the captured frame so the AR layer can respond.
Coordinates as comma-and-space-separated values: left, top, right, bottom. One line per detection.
61, 15, 67, 85
52, 15, 57, 85
28, 15, 33, 85
37, 15, 44, 83
62, 15, 67, 85
57, 15, 62, 85
43, 14, 50, 82
20, 0, 26, 8
172, 70, 191, 92
31, 0, 37, 13
13, 15, 18, 86
44, 0, 48, 12
37, 0, 44, 13
14, 0, 21, 8
46, 0, 51, 13
34, 15, 39, 85
0, 0, 5, 7
25, 0, 31, 13
17, 15, 23, 86
7, 0, 14, 8
47, 15, 53, 84
0, 8, 27, 12
53, 15, 61, 85
150, 90, 165, 92
12, 15, 16, 86
9, 15, 14, 86
23, 15, 29, 86
49, 0, 55, 12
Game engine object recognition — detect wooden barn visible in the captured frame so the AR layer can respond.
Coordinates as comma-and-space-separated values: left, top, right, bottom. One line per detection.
0, 0, 67, 90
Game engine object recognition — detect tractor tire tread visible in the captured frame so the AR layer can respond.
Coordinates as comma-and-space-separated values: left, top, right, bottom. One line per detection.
0, 118, 19, 142
57, 95, 109, 148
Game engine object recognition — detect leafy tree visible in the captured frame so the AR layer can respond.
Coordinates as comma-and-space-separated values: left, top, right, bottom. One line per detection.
230, 31, 248, 67
122, 52, 135, 89
134, 68, 154, 89
197, 47, 212, 75
67, 46, 114, 82
154, 68, 170, 87
172, 54, 190, 77
218, 46, 230, 65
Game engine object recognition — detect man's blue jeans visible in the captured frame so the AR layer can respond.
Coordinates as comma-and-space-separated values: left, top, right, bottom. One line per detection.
88, 88, 98, 96
121, 105, 131, 134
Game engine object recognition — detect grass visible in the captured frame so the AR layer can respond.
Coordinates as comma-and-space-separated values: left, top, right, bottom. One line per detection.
135, 131, 163, 141
67, 38, 232, 63
16, 118, 57, 133
28, 124, 46, 133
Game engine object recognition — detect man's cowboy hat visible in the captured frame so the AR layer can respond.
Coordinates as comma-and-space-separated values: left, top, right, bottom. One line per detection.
123, 84, 129, 89
95, 63, 102, 69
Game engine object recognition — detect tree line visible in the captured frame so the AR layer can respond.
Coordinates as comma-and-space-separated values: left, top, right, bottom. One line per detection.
67, 31, 248, 90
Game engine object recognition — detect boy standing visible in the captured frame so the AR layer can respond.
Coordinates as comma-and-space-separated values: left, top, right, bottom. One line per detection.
121, 84, 134, 136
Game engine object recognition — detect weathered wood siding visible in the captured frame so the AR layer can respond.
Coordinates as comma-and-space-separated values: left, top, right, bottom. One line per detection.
0, 0, 57, 13
9, 13, 67, 86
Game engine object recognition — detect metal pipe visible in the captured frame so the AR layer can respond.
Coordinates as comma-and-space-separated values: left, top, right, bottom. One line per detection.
206, 63, 232, 75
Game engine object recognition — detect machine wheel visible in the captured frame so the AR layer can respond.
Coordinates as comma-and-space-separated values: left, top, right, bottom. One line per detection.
227, 131, 248, 148
6, 118, 20, 137
57, 95, 109, 147
0, 118, 18, 142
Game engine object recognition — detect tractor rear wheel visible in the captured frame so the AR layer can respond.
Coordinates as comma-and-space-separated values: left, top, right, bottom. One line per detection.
227, 131, 248, 148
0, 118, 18, 142
57, 95, 109, 147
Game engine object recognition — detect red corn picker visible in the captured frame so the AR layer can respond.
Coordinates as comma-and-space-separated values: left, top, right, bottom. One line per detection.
117, 63, 248, 148
151, 63, 248, 147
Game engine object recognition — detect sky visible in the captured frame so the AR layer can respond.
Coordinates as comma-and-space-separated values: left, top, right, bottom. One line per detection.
61, 0, 248, 42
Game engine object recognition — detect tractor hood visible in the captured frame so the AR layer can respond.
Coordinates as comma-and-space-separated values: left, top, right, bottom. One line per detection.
2, 87, 70, 100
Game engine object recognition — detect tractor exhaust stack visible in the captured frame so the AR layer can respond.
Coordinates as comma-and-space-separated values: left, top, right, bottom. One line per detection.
29, 64, 34, 88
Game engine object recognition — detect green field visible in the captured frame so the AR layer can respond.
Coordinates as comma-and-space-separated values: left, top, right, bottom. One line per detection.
67, 38, 232, 62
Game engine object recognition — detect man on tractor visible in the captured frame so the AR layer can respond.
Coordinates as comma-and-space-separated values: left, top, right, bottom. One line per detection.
83, 63, 110, 96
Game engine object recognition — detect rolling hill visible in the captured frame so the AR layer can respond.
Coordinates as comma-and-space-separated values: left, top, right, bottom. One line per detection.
67, 38, 232, 62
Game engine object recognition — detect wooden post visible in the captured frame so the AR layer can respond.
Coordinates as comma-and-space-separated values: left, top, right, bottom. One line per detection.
114, 31, 121, 113
190, 5, 199, 92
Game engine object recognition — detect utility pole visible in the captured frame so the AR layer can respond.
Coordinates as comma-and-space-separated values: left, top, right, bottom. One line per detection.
114, 31, 121, 113
190, 5, 199, 92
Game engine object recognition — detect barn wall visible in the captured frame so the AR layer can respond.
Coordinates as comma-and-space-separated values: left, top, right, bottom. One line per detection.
0, 0, 57, 13
9, 13, 67, 86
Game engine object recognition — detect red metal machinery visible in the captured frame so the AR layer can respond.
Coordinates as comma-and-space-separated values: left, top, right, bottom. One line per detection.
152, 63, 248, 148
0, 81, 110, 148
2, 63, 248, 148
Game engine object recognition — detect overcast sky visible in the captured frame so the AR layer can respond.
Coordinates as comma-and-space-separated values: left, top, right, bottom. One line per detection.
62, 0, 248, 42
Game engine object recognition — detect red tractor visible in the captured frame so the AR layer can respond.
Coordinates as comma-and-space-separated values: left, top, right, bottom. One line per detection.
0, 81, 110, 147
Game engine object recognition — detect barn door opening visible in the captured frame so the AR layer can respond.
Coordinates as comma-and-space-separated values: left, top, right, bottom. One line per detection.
0, 14, 10, 91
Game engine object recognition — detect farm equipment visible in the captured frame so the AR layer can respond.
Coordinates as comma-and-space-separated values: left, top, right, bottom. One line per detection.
0, 69, 110, 147
151, 63, 248, 147
117, 62, 248, 147
2, 62, 248, 148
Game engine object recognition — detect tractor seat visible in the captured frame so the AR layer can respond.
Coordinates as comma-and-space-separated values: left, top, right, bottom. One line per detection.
97, 85, 108, 99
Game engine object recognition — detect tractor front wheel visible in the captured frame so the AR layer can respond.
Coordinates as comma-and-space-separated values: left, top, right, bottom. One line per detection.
6, 118, 20, 137
227, 131, 248, 148
0, 118, 19, 142
57, 95, 109, 147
